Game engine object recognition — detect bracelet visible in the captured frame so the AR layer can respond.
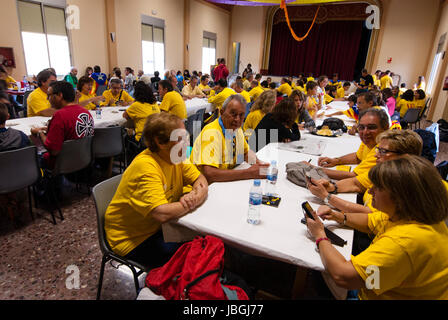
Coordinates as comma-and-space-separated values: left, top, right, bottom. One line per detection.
342, 213, 347, 226
329, 181, 338, 194
316, 237, 330, 250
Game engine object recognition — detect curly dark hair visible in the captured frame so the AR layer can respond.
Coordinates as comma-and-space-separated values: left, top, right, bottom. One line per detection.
134, 81, 156, 104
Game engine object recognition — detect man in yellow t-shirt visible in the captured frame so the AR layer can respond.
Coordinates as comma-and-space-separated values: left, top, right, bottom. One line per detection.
105, 113, 208, 265
231, 81, 251, 103
198, 75, 212, 96
27, 69, 57, 117
380, 71, 393, 90
191, 94, 269, 183
277, 78, 292, 97
181, 76, 206, 99
101, 78, 134, 107
315, 108, 389, 181
242, 73, 254, 92
208, 78, 236, 112
158, 80, 187, 120
336, 82, 352, 99
248, 80, 264, 102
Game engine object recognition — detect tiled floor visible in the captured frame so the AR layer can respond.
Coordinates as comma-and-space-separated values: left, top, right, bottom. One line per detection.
1, 121, 447, 300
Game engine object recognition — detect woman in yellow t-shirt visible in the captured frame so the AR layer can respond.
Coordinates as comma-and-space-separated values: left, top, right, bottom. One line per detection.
76, 76, 105, 110
104, 112, 208, 267
123, 81, 160, 142
413, 89, 426, 116
305, 154, 448, 300
243, 90, 276, 136
396, 89, 416, 118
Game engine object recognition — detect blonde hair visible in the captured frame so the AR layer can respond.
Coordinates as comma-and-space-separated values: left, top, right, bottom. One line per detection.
369, 155, 448, 224
250, 90, 276, 113
376, 130, 423, 156
143, 113, 183, 152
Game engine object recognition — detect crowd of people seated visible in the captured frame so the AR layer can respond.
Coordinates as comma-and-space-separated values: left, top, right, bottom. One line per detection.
1, 59, 446, 300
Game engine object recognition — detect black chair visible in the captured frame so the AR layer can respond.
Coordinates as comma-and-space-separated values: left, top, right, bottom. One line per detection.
92, 126, 127, 174
402, 108, 421, 130
92, 174, 149, 300
43, 137, 93, 224
186, 108, 206, 146
0, 146, 40, 223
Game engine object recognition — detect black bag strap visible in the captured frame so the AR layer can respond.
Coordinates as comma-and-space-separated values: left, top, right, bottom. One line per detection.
182, 268, 221, 300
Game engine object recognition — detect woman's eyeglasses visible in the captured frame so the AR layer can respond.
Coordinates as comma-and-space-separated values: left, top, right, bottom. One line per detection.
375, 146, 400, 156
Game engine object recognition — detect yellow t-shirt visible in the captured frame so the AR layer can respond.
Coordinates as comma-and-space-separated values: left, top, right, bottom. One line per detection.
277, 83, 292, 97
380, 75, 393, 90
372, 74, 381, 88
105, 149, 201, 257
414, 98, 426, 116
199, 84, 211, 95
238, 90, 251, 103
191, 118, 249, 170
243, 109, 265, 133
208, 87, 236, 111
336, 87, 346, 99
354, 143, 377, 176
297, 86, 306, 93
6, 76, 17, 89
307, 77, 315, 83
356, 169, 373, 191
305, 96, 319, 117
126, 102, 161, 141
101, 89, 134, 107
324, 93, 334, 105
27, 87, 51, 117
248, 86, 264, 102
243, 80, 251, 92
160, 91, 187, 120
397, 99, 417, 118
351, 210, 448, 300
79, 92, 97, 110
182, 84, 204, 97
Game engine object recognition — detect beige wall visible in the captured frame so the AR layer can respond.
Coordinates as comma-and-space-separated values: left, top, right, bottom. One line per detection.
0, 0, 27, 79
230, 5, 265, 74
372, 0, 440, 87
67, 0, 109, 76
188, 0, 230, 73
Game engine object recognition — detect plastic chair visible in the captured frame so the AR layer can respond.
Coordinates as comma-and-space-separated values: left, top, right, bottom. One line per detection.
245, 102, 254, 119
44, 136, 93, 224
96, 85, 108, 97
0, 146, 40, 222
92, 126, 126, 173
92, 174, 150, 300
402, 108, 420, 130
186, 108, 206, 146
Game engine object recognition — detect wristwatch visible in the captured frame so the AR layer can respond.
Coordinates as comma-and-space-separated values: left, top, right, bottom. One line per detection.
323, 193, 332, 205
329, 181, 338, 194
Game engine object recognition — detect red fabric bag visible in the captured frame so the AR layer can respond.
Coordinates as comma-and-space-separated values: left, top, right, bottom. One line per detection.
145, 236, 249, 300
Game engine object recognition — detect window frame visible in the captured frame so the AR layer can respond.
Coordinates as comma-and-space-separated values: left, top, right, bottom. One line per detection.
202, 33, 217, 75
16, 0, 73, 76
141, 22, 166, 77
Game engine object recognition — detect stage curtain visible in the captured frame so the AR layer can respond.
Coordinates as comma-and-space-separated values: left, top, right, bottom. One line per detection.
268, 19, 364, 81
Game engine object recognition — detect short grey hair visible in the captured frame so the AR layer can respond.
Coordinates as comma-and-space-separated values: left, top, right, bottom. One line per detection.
222, 94, 247, 112
109, 78, 123, 87
359, 107, 390, 130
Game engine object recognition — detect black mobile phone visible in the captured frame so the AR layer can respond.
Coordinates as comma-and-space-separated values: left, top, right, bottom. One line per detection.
302, 201, 315, 220
300, 201, 347, 247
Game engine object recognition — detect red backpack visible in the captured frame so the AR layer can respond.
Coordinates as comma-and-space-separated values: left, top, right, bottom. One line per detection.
145, 236, 249, 300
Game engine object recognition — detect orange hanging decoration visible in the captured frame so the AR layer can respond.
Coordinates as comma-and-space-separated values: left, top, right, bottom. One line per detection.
280, 0, 321, 42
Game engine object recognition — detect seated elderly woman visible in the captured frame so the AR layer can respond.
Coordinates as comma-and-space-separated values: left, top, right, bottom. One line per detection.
105, 113, 208, 267
248, 98, 300, 152
305, 154, 448, 300
243, 89, 277, 136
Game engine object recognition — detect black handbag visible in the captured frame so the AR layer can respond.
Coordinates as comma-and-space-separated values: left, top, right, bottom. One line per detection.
317, 118, 348, 133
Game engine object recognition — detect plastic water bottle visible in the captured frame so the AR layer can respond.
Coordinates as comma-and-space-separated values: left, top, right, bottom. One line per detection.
265, 160, 278, 196
247, 180, 262, 225
95, 105, 102, 119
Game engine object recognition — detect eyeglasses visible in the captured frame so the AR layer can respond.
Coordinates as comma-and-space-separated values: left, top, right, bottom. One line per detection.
358, 124, 378, 131
375, 146, 400, 156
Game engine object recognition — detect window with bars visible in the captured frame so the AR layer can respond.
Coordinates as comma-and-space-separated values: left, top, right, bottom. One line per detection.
17, 0, 72, 76
141, 23, 165, 76
202, 36, 216, 75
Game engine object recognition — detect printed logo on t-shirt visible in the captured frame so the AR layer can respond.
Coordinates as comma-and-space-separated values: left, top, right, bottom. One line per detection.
76, 113, 94, 138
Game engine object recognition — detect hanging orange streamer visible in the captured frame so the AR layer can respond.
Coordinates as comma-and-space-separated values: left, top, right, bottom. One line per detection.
280, 0, 320, 42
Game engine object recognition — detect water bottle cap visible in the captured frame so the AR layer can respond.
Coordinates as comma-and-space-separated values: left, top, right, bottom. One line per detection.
253, 180, 261, 186
270, 160, 277, 165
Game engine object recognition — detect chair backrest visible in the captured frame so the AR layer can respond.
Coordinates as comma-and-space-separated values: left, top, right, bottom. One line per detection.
245, 102, 254, 119
96, 85, 108, 97
92, 174, 123, 254
92, 126, 124, 158
403, 108, 420, 123
186, 108, 205, 145
52, 136, 93, 175
0, 146, 40, 194
22, 91, 32, 118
